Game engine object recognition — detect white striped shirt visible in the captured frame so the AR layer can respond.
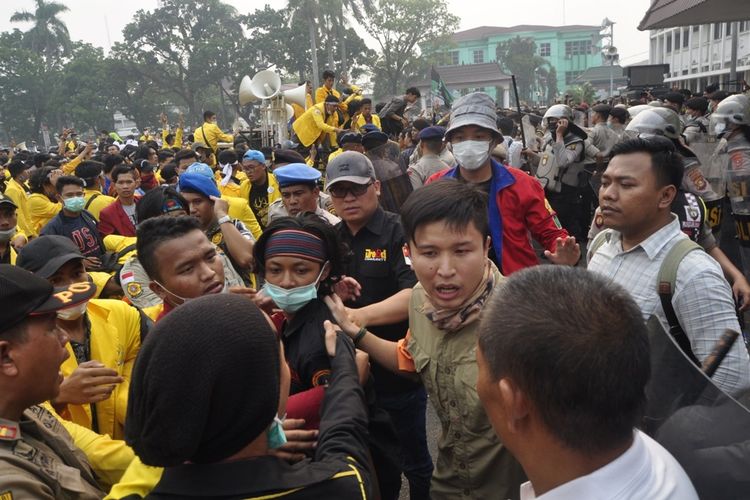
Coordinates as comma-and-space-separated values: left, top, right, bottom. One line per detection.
588, 215, 750, 397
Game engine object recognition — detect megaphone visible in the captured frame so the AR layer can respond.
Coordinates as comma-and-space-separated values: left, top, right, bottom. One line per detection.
239, 75, 258, 106
286, 104, 295, 121
250, 70, 282, 100
283, 84, 308, 107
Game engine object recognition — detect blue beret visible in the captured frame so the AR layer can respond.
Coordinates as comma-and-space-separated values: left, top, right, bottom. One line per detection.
243, 150, 265, 163
361, 124, 380, 133
419, 126, 446, 141
274, 164, 321, 188
185, 162, 214, 179
179, 172, 220, 198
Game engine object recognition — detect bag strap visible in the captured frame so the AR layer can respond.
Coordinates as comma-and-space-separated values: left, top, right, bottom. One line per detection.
200, 125, 216, 155
85, 193, 100, 210
115, 243, 137, 261
137, 308, 154, 343
657, 238, 703, 366
586, 228, 610, 264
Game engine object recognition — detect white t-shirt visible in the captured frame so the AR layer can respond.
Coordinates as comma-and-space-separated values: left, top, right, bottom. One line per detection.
122, 202, 137, 226
520, 430, 698, 500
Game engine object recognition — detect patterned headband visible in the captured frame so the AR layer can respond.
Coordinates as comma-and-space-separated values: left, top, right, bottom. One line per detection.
265, 229, 326, 263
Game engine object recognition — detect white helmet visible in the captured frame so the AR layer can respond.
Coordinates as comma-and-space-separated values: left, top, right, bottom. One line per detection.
712, 94, 750, 126
627, 104, 652, 120
625, 108, 682, 140
543, 104, 573, 121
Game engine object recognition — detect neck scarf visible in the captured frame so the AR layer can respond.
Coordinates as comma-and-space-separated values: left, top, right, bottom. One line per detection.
419, 260, 495, 332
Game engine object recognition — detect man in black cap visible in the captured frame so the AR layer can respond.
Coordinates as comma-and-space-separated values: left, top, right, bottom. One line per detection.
125, 294, 374, 498
0, 264, 108, 499
608, 107, 629, 140
328, 132, 364, 163
407, 126, 450, 189
588, 104, 618, 161
663, 91, 686, 116
271, 148, 307, 170
362, 130, 413, 213
0, 192, 26, 264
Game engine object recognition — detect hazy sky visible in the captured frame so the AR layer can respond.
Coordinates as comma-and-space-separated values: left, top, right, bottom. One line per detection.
0, 0, 653, 65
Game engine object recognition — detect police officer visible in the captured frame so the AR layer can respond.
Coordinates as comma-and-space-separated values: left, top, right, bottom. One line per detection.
0, 264, 104, 499
267, 163, 340, 225
532, 104, 590, 242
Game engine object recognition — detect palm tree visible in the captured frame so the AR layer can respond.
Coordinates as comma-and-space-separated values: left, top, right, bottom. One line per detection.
288, 0, 323, 90
321, 0, 373, 77
10, 0, 71, 60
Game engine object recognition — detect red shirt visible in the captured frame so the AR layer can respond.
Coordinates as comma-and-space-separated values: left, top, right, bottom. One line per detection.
427, 161, 568, 274
98, 198, 138, 237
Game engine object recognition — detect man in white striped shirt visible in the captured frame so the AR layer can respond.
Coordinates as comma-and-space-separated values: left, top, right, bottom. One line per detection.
588, 137, 750, 397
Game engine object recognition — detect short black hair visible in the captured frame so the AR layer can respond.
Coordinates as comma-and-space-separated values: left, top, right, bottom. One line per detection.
157, 149, 175, 163
610, 137, 684, 189
496, 117, 515, 136
479, 266, 649, 454
360, 98, 372, 106
253, 214, 348, 296
111, 164, 137, 183
136, 185, 188, 222
175, 149, 198, 163
609, 107, 628, 124
685, 97, 709, 114
8, 160, 28, 179
203, 110, 216, 122
401, 179, 488, 244
103, 154, 125, 173
217, 149, 238, 165
406, 87, 421, 98
75, 160, 104, 185
136, 215, 203, 281
160, 163, 178, 183
55, 175, 84, 193
322, 70, 335, 80
134, 145, 155, 162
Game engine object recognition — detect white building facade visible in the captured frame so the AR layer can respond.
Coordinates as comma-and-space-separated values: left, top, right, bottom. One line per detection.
650, 21, 750, 92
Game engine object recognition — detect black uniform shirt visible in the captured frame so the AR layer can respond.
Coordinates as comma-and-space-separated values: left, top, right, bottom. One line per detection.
336, 207, 420, 394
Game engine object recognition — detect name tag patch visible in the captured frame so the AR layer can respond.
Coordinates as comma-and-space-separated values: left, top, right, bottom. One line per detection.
364, 248, 387, 261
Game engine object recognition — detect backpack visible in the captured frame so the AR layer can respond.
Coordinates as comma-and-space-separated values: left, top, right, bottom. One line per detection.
588, 231, 702, 365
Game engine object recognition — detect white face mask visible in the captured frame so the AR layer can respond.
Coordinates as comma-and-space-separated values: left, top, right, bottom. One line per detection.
452, 140, 491, 171
57, 301, 88, 321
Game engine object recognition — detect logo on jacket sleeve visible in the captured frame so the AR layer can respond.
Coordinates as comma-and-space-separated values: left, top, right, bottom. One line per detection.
364, 248, 387, 261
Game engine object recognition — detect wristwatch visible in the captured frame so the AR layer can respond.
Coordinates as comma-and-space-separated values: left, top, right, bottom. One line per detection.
217, 215, 231, 225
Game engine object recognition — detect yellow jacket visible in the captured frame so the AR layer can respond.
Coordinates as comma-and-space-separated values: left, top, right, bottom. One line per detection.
215, 169, 247, 199
84, 189, 116, 220
193, 121, 234, 153
42, 402, 136, 490
355, 113, 382, 131
4, 177, 33, 236
27, 192, 61, 236
315, 86, 340, 104
224, 195, 263, 240
58, 299, 141, 440
63, 155, 84, 175
161, 127, 183, 149
292, 93, 315, 120
292, 102, 340, 148
106, 456, 163, 500
103, 235, 138, 264
89, 272, 114, 298
239, 172, 280, 229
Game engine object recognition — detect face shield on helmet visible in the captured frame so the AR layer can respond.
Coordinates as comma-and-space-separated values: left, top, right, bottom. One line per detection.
710, 94, 750, 137
542, 104, 572, 133
627, 104, 653, 121
625, 108, 682, 140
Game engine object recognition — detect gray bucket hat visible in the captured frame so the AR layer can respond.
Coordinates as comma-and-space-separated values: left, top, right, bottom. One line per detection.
445, 92, 501, 138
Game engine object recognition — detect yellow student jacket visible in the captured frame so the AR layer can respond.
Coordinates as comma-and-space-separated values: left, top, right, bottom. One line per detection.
58, 299, 141, 440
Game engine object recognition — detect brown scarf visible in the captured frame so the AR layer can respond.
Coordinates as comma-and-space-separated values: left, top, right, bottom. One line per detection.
419, 260, 495, 332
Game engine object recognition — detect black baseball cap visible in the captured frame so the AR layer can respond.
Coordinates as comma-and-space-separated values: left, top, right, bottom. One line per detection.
0, 264, 96, 334
17, 235, 85, 279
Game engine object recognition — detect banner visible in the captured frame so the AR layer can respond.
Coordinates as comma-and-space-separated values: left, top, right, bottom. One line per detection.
431, 67, 453, 106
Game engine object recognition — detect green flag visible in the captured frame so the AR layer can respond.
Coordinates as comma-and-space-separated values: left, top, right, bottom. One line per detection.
431, 66, 453, 106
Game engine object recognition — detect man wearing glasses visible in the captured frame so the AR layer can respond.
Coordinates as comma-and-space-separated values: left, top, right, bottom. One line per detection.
238, 150, 280, 230
325, 151, 434, 499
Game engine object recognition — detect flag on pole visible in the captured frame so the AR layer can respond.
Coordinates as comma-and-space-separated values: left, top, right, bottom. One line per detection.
431, 66, 453, 106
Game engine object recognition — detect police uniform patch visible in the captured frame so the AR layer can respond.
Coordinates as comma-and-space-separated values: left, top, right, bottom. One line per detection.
211, 232, 223, 245
0, 425, 17, 440
594, 213, 604, 228
127, 282, 143, 298
364, 248, 387, 261
687, 168, 707, 192
0, 490, 14, 500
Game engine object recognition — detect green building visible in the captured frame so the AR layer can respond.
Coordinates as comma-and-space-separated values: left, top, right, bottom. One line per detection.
440, 25, 605, 102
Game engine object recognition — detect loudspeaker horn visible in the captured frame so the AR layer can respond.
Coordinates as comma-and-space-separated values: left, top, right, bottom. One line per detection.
283, 84, 308, 107
239, 75, 258, 106
286, 103, 295, 121
250, 70, 282, 100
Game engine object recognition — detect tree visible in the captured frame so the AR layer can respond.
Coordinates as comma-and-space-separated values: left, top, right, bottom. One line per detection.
364, 0, 459, 97
566, 82, 597, 106
114, 0, 254, 125
0, 30, 60, 142
287, 0, 324, 90
495, 36, 547, 104
10, 0, 71, 61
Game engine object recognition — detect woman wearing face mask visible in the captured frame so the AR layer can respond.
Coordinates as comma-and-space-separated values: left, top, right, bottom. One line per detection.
426, 92, 580, 274
16, 235, 143, 440
254, 214, 404, 499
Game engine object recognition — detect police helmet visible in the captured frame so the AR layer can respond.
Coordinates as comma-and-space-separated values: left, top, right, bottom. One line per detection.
712, 94, 750, 126
627, 104, 652, 120
543, 104, 573, 121
625, 108, 682, 140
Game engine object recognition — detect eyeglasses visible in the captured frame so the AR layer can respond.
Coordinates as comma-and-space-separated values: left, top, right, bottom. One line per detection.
328, 182, 372, 199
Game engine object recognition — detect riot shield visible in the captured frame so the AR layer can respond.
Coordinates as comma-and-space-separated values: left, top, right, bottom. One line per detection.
521, 114, 540, 151
643, 316, 750, 499
689, 135, 726, 203
365, 143, 413, 214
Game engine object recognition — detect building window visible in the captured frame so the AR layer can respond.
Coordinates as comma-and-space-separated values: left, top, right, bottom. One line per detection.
539, 42, 551, 56
714, 23, 722, 40
674, 31, 680, 49
448, 50, 459, 65
666, 35, 672, 53
683, 28, 689, 48
726, 22, 732, 36
564, 40, 593, 56
473, 50, 484, 64
565, 70, 584, 85
692, 25, 699, 32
